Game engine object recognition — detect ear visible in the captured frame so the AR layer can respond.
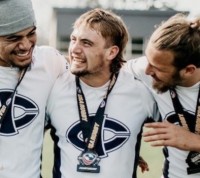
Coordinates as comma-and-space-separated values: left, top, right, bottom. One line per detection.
106, 45, 119, 61
182, 64, 196, 77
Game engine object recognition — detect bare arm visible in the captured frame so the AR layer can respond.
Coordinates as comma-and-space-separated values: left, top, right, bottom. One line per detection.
142, 121, 200, 152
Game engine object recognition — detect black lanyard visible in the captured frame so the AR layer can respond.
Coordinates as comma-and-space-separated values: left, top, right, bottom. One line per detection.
169, 86, 200, 134
76, 73, 118, 150
0, 67, 28, 129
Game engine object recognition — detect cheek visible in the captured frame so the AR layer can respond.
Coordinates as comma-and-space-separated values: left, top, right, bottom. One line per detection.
31, 34, 37, 42
0, 45, 10, 57
30, 37, 37, 45
86, 56, 101, 69
158, 73, 172, 82
153, 72, 165, 81
68, 45, 73, 55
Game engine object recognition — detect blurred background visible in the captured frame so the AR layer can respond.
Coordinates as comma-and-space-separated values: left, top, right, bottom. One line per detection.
32, 0, 200, 59
34, 1, 199, 178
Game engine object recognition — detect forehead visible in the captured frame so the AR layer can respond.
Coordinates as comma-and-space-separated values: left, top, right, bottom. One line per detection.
72, 24, 104, 41
145, 42, 175, 68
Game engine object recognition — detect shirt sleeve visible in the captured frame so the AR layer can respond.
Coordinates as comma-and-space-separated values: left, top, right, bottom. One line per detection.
136, 79, 160, 122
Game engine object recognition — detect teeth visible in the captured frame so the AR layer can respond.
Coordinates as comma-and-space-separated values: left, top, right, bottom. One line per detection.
73, 58, 84, 63
16, 51, 29, 57
74, 60, 83, 62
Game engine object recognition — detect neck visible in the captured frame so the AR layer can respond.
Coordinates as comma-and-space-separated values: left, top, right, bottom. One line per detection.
79, 72, 113, 87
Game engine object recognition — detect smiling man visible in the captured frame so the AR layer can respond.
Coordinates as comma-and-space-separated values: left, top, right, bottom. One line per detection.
46, 8, 159, 178
126, 14, 200, 178
0, 0, 67, 178
0, 27, 36, 68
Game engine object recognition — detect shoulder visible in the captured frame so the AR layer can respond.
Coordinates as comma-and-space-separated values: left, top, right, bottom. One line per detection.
46, 71, 75, 111
34, 45, 61, 55
125, 56, 148, 73
33, 45, 66, 63
51, 71, 75, 94
32, 45, 68, 73
118, 69, 151, 96
118, 69, 158, 119
123, 56, 153, 88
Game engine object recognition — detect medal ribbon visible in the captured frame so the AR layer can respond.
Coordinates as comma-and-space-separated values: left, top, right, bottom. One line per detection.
0, 67, 28, 129
76, 73, 118, 150
169, 86, 200, 134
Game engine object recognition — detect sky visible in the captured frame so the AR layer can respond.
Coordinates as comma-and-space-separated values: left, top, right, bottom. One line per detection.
31, 0, 200, 44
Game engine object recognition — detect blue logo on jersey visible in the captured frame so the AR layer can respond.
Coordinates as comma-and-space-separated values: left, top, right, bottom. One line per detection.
0, 90, 39, 136
66, 114, 130, 158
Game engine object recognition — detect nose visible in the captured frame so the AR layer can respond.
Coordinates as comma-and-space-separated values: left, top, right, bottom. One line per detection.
69, 41, 82, 54
145, 63, 154, 76
18, 37, 32, 50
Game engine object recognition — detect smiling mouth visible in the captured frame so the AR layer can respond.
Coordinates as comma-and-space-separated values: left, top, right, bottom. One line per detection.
14, 48, 33, 61
72, 56, 85, 62
16, 51, 30, 57
71, 57, 86, 66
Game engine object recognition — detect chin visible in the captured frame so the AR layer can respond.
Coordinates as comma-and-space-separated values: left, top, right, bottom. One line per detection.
153, 84, 169, 94
15, 60, 32, 68
71, 69, 89, 77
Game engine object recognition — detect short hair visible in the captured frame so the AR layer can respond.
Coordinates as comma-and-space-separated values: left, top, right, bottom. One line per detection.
149, 13, 200, 70
73, 8, 129, 73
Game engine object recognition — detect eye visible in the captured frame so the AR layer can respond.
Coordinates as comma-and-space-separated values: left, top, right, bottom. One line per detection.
6, 36, 20, 42
82, 40, 92, 47
28, 30, 36, 37
70, 36, 76, 43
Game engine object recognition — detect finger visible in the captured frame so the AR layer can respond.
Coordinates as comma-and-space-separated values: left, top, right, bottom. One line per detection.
144, 122, 167, 128
143, 133, 169, 142
150, 139, 167, 147
142, 128, 167, 137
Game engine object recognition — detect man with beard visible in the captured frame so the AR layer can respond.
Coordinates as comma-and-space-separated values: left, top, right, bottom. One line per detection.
46, 8, 159, 178
126, 13, 200, 178
0, 0, 67, 178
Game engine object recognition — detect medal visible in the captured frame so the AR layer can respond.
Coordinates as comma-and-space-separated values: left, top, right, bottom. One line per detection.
186, 151, 200, 174
77, 149, 100, 173
75, 74, 118, 173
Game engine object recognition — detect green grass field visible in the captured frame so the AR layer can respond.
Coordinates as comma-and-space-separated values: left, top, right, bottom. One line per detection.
137, 139, 164, 178
41, 130, 164, 178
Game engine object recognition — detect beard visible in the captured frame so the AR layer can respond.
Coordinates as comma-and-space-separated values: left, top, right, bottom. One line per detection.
70, 62, 90, 77
152, 80, 171, 94
70, 60, 104, 78
152, 71, 182, 94
71, 69, 90, 77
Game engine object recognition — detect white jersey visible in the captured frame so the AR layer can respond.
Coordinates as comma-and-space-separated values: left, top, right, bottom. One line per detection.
126, 56, 200, 178
0, 46, 67, 178
46, 68, 159, 178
